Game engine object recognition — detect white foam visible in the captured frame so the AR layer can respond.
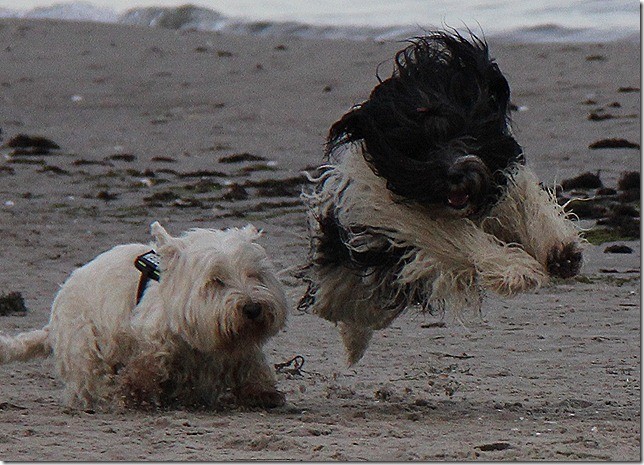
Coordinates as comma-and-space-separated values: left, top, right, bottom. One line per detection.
23, 2, 118, 22
0, 1, 638, 43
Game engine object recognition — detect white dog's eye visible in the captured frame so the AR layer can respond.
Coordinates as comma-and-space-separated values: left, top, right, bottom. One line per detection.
202, 277, 225, 297
205, 277, 225, 293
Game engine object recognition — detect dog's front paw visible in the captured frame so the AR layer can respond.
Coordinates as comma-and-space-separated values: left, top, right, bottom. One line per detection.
481, 265, 547, 297
546, 242, 582, 279
240, 387, 286, 409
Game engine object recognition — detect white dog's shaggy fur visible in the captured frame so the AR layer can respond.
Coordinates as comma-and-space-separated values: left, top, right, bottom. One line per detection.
302, 146, 582, 365
0, 222, 289, 410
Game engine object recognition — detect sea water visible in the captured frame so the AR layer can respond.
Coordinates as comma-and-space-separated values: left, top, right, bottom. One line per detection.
0, 0, 638, 42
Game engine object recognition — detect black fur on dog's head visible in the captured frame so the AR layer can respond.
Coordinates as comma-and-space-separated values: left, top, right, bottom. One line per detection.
327, 30, 524, 217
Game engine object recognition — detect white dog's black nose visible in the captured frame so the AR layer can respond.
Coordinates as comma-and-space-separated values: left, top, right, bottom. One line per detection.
242, 302, 262, 320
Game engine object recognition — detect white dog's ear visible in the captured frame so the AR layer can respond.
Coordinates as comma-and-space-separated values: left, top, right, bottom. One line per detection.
150, 221, 173, 246
150, 221, 183, 266
240, 224, 262, 242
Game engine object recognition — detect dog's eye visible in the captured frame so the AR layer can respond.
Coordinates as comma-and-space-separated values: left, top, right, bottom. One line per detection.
207, 277, 225, 290
246, 272, 261, 281
202, 277, 225, 297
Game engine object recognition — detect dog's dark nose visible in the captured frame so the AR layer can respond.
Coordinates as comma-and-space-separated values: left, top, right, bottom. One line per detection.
242, 302, 262, 320
447, 169, 466, 185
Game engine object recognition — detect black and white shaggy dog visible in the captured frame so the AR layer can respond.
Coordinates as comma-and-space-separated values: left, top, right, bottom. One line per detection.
299, 30, 583, 365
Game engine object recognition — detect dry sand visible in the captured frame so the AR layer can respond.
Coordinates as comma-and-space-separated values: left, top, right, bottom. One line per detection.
0, 19, 640, 461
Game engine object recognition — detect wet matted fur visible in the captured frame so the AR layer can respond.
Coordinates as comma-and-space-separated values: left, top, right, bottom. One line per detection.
0, 222, 288, 410
300, 30, 582, 365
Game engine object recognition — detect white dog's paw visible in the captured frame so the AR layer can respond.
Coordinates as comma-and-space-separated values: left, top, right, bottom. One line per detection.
239, 386, 286, 409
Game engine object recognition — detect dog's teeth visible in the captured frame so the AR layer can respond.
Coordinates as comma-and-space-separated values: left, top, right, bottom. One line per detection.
448, 193, 469, 208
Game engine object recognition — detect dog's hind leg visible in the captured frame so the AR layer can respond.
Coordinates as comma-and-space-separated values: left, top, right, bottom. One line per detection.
117, 350, 169, 409
307, 265, 408, 364
302, 265, 376, 364
306, 265, 367, 322
0, 328, 51, 364
339, 322, 373, 366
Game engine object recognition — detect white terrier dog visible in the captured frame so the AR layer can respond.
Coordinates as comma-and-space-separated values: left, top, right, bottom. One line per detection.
0, 222, 288, 410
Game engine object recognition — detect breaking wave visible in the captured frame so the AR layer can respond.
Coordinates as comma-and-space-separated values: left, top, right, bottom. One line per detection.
0, 2, 638, 43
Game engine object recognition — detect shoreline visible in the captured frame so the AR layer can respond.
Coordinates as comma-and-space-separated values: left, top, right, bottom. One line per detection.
0, 6, 639, 44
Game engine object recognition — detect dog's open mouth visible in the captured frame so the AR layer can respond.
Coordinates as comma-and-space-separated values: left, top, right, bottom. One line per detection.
447, 191, 470, 209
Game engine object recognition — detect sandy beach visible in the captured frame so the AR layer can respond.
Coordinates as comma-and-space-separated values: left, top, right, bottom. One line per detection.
0, 18, 640, 460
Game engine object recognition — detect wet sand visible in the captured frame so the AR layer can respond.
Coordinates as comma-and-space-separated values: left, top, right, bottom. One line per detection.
0, 19, 639, 460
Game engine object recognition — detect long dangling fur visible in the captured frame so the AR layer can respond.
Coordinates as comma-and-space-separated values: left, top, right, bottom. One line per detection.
300, 30, 582, 365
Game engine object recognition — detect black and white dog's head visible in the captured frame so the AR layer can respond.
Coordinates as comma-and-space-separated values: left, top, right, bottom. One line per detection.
327, 30, 523, 217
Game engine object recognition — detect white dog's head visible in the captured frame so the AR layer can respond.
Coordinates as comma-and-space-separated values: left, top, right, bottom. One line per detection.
150, 221, 288, 352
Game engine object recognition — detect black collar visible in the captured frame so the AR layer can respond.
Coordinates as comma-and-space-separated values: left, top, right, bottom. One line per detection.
134, 250, 161, 305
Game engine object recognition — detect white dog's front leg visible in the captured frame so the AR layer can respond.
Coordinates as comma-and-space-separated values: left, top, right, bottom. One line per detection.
233, 348, 285, 409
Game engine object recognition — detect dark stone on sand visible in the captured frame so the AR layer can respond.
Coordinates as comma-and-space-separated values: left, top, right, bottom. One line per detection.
611, 204, 640, 218
596, 187, 617, 196
561, 172, 602, 190
588, 112, 614, 121
150, 156, 176, 163
597, 214, 640, 239
0, 291, 28, 315
5, 134, 60, 150
604, 244, 633, 254
589, 138, 640, 149
222, 183, 249, 200
477, 442, 512, 452
106, 153, 137, 162
219, 153, 266, 164
617, 171, 640, 191
96, 191, 119, 201
39, 165, 70, 175
177, 169, 226, 178
10, 147, 54, 156
619, 189, 640, 203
